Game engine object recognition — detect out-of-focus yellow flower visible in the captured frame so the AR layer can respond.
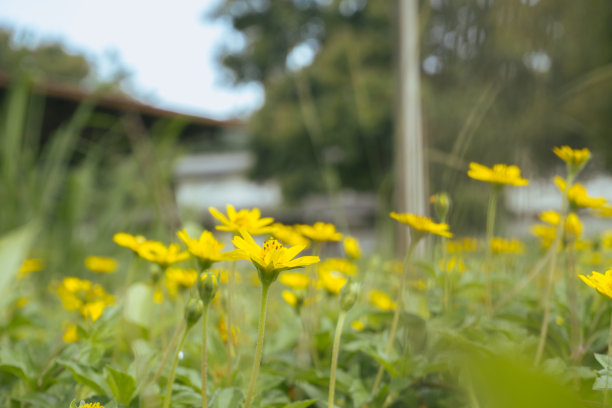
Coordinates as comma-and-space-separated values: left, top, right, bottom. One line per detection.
531, 225, 557, 248
409, 279, 428, 291
579, 269, 612, 299
368, 289, 396, 311
575, 240, 592, 251
63, 323, 79, 343
446, 238, 478, 253
282, 290, 298, 307
209, 204, 274, 235
319, 258, 357, 277
232, 230, 320, 284
84, 256, 117, 274
16, 297, 28, 308
56, 277, 114, 322
582, 250, 603, 266
296, 222, 343, 242
271, 223, 310, 248
597, 206, 612, 218
318, 270, 347, 295
539, 210, 561, 226
113, 232, 146, 253
467, 162, 528, 187
602, 231, 612, 251
81, 403, 104, 408
177, 229, 232, 270
343, 236, 361, 260
18, 258, 43, 278
553, 146, 590, 168
490, 237, 525, 255
351, 320, 365, 331
153, 288, 164, 304
390, 212, 453, 238
439, 256, 467, 273
164, 267, 198, 297
566, 213, 583, 238
279, 272, 310, 290
217, 313, 238, 346
555, 315, 565, 326
137, 241, 190, 268
554, 177, 607, 210
213, 268, 242, 284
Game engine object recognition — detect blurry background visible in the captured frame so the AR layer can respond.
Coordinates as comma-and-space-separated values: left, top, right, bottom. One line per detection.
1, 0, 612, 260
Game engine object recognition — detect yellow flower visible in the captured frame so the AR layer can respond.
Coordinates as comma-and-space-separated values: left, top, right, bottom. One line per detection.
467, 162, 528, 186
177, 229, 231, 269
579, 269, 612, 299
343, 236, 361, 260
389, 212, 453, 238
164, 267, 198, 297
368, 289, 396, 311
271, 223, 310, 248
232, 230, 320, 284
555, 315, 565, 326
553, 146, 590, 167
153, 288, 164, 304
531, 224, 557, 248
351, 320, 365, 331
113, 232, 146, 253
209, 204, 274, 235
279, 272, 310, 290
84, 256, 117, 274
63, 323, 79, 343
16, 297, 28, 308
409, 279, 428, 291
554, 176, 607, 210
56, 277, 114, 322
18, 258, 43, 278
539, 210, 561, 225
217, 314, 239, 346
565, 213, 583, 238
489, 237, 525, 255
319, 258, 357, 277
137, 241, 190, 268
439, 256, 467, 273
318, 270, 347, 295
296, 222, 343, 242
446, 238, 478, 253
533, 211, 583, 244
282, 290, 298, 307
81, 403, 104, 408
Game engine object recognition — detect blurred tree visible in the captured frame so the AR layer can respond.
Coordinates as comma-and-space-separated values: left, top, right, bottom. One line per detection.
0, 28, 91, 84
211, 0, 612, 228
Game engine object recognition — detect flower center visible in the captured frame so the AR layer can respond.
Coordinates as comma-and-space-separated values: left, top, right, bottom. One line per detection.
263, 237, 283, 255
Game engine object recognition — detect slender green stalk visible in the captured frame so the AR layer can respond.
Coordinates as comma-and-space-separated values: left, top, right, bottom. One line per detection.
201, 303, 210, 408
484, 187, 499, 314
307, 242, 322, 367
371, 240, 418, 395
163, 328, 189, 408
328, 311, 347, 408
153, 319, 186, 384
534, 174, 573, 365
244, 283, 271, 408
605, 311, 612, 405
225, 261, 236, 386
565, 237, 581, 360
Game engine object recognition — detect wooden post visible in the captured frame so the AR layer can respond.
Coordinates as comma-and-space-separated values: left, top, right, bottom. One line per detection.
394, 0, 427, 254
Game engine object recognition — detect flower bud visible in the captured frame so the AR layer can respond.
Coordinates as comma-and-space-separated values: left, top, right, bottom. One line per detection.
430, 192, 451, 223
198, 271, 218, 305
184, 298, 203, 327
339, 280, 360, 312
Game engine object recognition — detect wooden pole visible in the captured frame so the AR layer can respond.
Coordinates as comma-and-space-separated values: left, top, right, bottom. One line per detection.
394, 0, 427, 254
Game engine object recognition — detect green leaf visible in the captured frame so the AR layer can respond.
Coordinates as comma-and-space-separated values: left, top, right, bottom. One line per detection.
595, 353, 612, 369
0, 222, 38, 302
0, 346, 35, 387
104, 365, 137, 406
57, 359, 109, 395
281, 399, 318, 408
209, 387, 244, 408
593, 375, 612, 390
124, 282, 153, 327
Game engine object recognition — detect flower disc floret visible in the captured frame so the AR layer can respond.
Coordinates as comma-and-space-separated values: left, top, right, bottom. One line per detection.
232, 230, 319, 285
467, 162, 528, 186
389, 212, 453, 238
209, 204, 274, 235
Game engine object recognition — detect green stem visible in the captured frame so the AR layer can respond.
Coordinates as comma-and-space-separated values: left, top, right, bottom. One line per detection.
565, 238, 581, 360
244, 283, 271, 408
484, 187, 499, 314
371, 240, 418, 395
225, 261, 235, 386
308, 242, 322, 367
153, 319, 186, 384
328, 311, 346, 408
163, 327, 189, 408
201, 303, 210, 408
605, 311, 612, 405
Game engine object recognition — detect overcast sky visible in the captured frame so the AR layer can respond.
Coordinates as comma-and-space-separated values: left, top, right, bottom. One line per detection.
0, 0, 263, 120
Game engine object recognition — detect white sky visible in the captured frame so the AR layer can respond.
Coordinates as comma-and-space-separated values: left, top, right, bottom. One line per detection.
0, 0, 263, 120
